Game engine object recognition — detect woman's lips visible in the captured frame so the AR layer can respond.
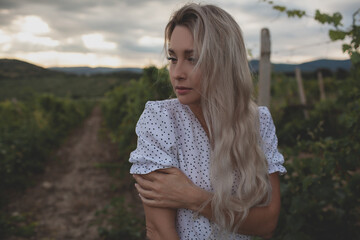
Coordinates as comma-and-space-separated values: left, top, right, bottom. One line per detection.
175, 86, 192, 95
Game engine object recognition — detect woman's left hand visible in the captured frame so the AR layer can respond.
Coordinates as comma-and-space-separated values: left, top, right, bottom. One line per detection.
133, 168, 207, 210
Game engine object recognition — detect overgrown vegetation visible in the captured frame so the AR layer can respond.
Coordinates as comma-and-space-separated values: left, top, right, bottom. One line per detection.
0, 94, 93, 238
102, 66, 173, 159
0, 59, 141, 238
95, 196, 145, 240
261, 1, 360, 238
270, 67, 360, 239
98, 66, 173, 239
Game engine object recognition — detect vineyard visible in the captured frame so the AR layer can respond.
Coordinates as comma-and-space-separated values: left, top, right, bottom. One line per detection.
0, 94, 93, 236
1, 48, 359, 240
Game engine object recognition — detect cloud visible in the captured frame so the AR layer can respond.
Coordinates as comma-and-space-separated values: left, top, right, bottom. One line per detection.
82, 33, 117, 51
0, 0, 355, 67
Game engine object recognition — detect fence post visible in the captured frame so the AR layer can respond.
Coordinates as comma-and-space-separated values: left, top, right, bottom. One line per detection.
317, 70, 326, 101
258, 28, 271, 108
295, 67, 309, 119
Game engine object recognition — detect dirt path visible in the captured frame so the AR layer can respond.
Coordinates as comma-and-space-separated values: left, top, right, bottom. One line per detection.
6, 106, 127, 240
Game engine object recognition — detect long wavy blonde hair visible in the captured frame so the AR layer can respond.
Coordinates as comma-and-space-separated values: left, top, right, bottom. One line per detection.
165, 3, 271, 234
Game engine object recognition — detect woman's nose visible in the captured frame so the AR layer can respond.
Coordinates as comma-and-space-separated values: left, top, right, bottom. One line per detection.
173, 61, 186, 81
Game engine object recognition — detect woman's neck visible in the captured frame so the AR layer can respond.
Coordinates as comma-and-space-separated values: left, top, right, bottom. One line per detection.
189, 104, 209, 138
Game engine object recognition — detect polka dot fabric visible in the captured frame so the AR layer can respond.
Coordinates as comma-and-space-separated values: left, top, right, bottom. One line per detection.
129, 99, 286, 239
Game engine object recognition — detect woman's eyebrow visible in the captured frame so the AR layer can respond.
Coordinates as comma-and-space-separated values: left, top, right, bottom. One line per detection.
168, 48, 175, 55
168, 48, 194, 55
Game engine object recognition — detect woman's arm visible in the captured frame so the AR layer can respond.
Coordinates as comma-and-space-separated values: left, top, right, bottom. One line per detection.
186, 173, 280, 238
134, 168, 281, 238
142, 203, 179, 240
137, 173, 179, 240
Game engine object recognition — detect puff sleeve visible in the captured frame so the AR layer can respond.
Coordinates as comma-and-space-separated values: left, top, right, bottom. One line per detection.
129, 101, 179, 174
259, 106, 286, 175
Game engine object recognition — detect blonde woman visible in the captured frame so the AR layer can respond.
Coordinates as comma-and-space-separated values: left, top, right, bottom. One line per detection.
130, 3, 286, 239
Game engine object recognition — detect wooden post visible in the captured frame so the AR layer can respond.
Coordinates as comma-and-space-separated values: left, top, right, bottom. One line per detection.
317, 70, 326, 101
295, 67, 309, 119
258, 28, 271, 108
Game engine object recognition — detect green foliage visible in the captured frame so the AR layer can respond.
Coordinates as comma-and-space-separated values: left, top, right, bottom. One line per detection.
270, 62, 360, 239
261, 2, 360, 237
0, 94, 92, 238
263, 1, 307, 19
272, 5, 286, 12
99, 66, 173, 237
262, 1, 360, 65
314, 10, 343, 27
0, 213, 37, 238
329, 29, 347, 41
286, 10, 306, 18
95, 197, 145, 240
102, 66, 173, 158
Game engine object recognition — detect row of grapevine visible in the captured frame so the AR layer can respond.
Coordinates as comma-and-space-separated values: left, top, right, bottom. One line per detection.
98, 66, 172, 239
102, 66, 173, 158
0, 94, 93, 237
270, 66, 360, 239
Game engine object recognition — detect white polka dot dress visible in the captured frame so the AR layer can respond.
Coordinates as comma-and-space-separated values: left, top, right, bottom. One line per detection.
129, 99, 286, 239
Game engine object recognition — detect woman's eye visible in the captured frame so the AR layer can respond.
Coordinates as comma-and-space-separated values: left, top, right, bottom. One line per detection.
167, 57, 177, 64
188, 57, 196, 64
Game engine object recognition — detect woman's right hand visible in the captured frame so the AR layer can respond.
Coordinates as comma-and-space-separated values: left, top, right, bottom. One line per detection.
133, 168, 211, 211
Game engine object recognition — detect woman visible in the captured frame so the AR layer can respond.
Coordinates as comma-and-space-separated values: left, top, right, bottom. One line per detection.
130, 3, 286, 239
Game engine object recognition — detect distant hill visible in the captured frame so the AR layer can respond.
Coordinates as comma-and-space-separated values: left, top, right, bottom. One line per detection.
249, 59, 351, 73
0, 59, 60, 79
0, 58, 351, 79
0, 59, 143, 101
49, 66, 143, 76
50, 59, 350, 75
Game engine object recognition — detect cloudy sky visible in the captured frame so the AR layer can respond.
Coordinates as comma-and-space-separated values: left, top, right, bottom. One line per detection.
0, 0, 358, 68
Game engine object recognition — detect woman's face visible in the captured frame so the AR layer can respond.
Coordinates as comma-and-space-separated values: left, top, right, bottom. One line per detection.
168, 25, 202, 108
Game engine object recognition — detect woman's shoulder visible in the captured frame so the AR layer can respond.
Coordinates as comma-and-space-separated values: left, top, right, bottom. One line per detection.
257, 106, 275, 137
139, 98, 186, 125
144, 98, 186, 115
258, 106, 271, 120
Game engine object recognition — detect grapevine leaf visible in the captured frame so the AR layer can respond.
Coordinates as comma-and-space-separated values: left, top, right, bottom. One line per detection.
273, 5, 286, 12
350, 51, 360, 64
329, 30, 347, 41
286, 10, 306, 18
342, 44, 352, 53
315, 10, 343, 27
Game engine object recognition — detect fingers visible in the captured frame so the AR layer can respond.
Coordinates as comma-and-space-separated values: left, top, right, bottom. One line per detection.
138, 171, 161, 181
135, 182, 154, 199
138, 193, 162, 207
155, 167, 179, 174
136, 183, 168, 208
133, 174, 153, 190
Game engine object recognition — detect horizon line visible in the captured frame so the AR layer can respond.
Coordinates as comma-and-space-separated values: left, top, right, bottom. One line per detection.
1, 57, 351, 69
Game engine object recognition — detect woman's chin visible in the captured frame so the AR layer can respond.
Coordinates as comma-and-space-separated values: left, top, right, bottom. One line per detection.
176, 97, 201, 108
177, 97, 192, 106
